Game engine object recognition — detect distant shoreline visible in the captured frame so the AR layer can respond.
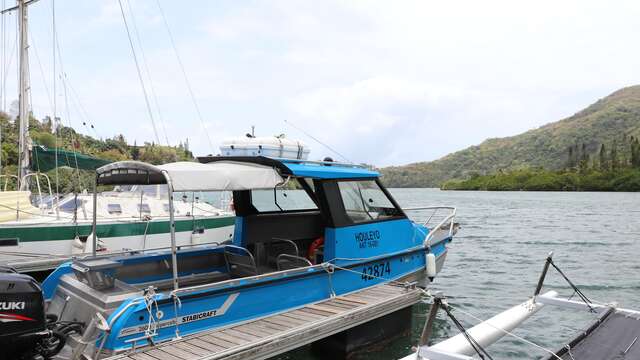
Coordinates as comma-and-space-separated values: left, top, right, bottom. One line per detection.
438, 168, 640, 192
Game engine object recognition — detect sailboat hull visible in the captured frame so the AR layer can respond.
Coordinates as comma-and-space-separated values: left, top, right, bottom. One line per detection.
0, 216, 235, 255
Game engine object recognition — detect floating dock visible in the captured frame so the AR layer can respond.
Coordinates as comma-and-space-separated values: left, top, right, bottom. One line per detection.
104, 283, 422, 360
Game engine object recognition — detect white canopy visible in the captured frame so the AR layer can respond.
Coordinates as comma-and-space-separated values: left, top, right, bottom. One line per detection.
160, 161, 284, 191
96, 160, 284, 191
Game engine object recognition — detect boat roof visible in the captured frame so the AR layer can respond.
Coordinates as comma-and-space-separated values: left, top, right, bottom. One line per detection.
198, 156, 379, 180
96, 161, 284, 191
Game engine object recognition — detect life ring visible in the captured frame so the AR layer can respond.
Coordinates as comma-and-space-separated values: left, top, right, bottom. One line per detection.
307, 236, 324, 263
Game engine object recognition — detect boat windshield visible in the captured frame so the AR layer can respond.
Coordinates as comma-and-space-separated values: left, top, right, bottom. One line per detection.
337, 180, 402, 223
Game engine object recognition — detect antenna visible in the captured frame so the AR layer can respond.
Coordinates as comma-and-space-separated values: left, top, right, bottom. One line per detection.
284, 119, 352, 163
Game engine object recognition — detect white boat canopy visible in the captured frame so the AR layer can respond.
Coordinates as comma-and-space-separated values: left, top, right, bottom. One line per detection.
96, 160, 285, 191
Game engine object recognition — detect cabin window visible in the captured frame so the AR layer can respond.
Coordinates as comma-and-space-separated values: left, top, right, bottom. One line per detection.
59, 198, 84, 213
337, 180, 402, 223
107, 203, 122, 215
138, 203, 151, 214
251, 179, 317, 212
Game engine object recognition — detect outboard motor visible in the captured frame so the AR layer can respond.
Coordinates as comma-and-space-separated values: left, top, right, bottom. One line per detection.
0, 267, 78, 359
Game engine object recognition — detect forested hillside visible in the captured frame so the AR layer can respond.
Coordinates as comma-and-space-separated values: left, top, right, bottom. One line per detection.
0, 112, 194, 193
381, 86, 640, 187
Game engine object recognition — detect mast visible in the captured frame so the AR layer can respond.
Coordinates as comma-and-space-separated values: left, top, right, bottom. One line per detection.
16, 0, 31, 190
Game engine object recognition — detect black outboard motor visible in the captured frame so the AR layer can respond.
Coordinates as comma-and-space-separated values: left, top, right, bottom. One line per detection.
0, 267, 72, 359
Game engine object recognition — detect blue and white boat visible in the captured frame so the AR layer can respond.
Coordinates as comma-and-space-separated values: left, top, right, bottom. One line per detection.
33, 156, 456, 358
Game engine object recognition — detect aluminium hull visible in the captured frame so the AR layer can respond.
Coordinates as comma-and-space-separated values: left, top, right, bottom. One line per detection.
50, 243, 449, 356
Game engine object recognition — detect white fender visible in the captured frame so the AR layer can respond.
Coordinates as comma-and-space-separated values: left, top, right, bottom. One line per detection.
426, 253, 437, 279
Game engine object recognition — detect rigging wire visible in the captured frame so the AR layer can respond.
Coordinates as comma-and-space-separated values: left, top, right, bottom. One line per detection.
284, 119, 352, 163
440, 303, 494, 360
53, 0, 59, 199
1, 11, 16, 111
60, 72, 83, 190
0, 0, 5, 173
27, 28, 53, 111
65, 80, 100, 139
117, 0, 161, 145
154, 0, 214, 153
125, 0, 170, 147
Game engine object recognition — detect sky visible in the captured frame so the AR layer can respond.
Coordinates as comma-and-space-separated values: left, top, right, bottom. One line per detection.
2, 0, 640, 166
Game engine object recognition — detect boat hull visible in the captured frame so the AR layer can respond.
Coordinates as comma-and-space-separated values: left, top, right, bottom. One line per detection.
96, 244, 447, 353
0, 216, 235, 255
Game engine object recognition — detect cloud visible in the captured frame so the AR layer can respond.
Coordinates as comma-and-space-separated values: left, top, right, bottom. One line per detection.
17, 0, 640, 167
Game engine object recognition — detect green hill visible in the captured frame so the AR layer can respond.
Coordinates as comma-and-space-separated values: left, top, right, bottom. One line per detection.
0, 112, 194, 193
381, 85, 640, 187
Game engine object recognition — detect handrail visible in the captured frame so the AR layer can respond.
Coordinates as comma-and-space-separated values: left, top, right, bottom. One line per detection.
0, 175, 18, 191
404, 206, 457, 246
270, 157, 368, 169
18, 173, 54, 215
70, 240, 226, 261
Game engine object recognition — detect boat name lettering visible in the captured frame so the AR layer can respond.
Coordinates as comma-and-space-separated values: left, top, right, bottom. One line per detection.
355, 230, 380, 249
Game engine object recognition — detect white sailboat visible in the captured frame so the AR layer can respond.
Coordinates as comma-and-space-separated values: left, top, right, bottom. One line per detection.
0, 0, 235, 259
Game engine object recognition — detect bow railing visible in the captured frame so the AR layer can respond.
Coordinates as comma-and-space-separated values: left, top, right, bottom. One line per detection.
403, 206, 457, 246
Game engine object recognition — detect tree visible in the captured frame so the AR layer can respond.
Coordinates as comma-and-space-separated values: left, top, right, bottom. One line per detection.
599, 144, 607, 171
610, 140, 619, 171
578, 143, 589, 172
567, 146, 575, 169
131, 140, 140, 160
631, 137, 640, 168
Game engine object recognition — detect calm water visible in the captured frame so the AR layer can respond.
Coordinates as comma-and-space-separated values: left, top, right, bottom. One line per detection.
278, 189, 640, 359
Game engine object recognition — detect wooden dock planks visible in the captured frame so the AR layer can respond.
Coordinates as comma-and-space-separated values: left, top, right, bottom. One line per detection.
108, 283, 422, 360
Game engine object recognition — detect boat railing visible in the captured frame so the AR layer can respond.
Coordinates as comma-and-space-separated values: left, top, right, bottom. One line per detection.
73, 240, 228, 259
403, 206, 457, 245
0, 174, 18, 191
20, 173, 54, 212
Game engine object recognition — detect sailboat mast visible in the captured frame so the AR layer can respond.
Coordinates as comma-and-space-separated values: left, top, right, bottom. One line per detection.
16, 0, 30, 190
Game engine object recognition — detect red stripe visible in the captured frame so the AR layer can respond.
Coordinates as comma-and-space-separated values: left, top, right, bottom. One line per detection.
0, 313, 35, 321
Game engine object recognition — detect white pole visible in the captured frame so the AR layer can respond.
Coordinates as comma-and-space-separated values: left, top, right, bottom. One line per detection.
91, 180, 97, 257
17, 0, 30, 188
163, 171, 179, 291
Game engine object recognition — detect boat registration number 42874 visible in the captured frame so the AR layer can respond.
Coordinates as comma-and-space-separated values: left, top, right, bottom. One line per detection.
361, 261, 391, 281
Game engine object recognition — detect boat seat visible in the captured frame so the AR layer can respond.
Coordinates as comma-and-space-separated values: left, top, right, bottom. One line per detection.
263, 238, 299, 268
224, 245, 259, 278
276, 254, 312, 271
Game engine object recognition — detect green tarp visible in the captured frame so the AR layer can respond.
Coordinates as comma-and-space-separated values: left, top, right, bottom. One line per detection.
31, 145, 112, 172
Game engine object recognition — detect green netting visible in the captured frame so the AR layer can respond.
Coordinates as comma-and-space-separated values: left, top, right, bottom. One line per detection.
31, 145, 112, 172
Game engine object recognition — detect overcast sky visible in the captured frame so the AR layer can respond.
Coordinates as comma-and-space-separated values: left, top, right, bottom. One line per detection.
4, 0, 640, 166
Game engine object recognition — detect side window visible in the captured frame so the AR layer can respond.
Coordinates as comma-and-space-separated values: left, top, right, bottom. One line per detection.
59, 198, 84, 213
107, 203, 122, 215
138, 204, 151, 215
251, 179, 317, 212
337, 180, 401, 224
